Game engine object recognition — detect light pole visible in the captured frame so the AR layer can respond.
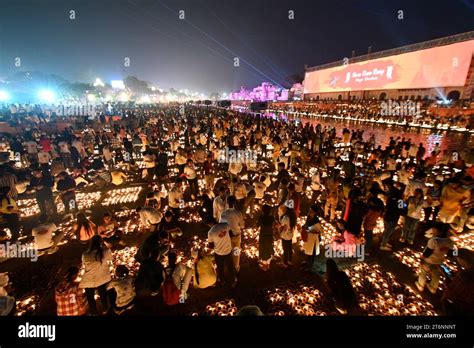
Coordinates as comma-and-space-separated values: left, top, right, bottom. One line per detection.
85, 90, 89, 117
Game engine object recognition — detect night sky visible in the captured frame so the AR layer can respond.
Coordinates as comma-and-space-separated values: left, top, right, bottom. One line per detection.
0, 0, 473, 94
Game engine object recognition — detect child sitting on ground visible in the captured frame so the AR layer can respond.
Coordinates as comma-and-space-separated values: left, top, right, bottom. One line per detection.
107, 265, 136, 315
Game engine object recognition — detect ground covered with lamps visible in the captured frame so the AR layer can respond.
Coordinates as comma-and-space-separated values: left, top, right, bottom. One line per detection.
3, 168, 469, 317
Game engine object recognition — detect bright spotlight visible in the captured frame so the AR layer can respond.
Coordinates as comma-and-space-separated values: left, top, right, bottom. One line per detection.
111, 80, 125, 90
38, 89, 55, 103
93, 78, 105, 87
0, 90, 10, 102
87, 94, 96, 102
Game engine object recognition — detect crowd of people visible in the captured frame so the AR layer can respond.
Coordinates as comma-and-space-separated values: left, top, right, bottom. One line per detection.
269, 99, 474, 130
0, 102, 473, 316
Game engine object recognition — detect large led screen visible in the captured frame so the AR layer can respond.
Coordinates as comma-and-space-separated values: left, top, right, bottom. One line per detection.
304, 40, 474, 93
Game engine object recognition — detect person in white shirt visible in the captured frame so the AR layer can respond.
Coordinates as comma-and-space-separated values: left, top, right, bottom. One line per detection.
57, 140, 73, 168
207, 222, 236, 287
213, 187, 227, 221
243, 182, 256, 211
405, 173, 427, 199
79, 236, 113, 315
136, 206, 163, 232
294, 170, 306, 194
142, 151, 156, 180
277, 203, 296, 268
38, 150, 51, 167
24, 140, 37, 154
72, 138, 86, 159
415, 223, 454, 294
228, 161, 242, 180
145, 189, 167, 210
302, 204, 323, 268
168, 179, 184, 220
24, 139, 38, 164
400, 188, 427, 245
232, 178, 247, 212
175, 149, 187, 175
194, 145, 206, 164
107, 265, 136, 314
253, 176, 267, 201
164, 251, 193, 300
184, 159, 198, 199
32, 215, 64, 256
219, 196, 245, 272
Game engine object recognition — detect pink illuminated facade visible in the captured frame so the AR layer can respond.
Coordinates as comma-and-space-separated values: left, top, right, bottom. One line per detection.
230, 82, 289, 101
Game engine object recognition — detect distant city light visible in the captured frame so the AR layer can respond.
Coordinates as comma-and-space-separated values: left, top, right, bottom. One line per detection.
119, 92, 129, 102
38, 89, 55, 103
0, 90, 10, 102
111, 80, 125, 90
139, 95, 151, 103
93, 78, 105, 87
